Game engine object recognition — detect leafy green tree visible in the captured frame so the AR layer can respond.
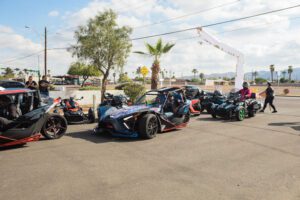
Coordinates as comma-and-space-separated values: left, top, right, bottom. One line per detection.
199, 72, 204, 83
118, 73, 132, 83
192, 69, 198, 78
282, 70, 287, 80
269, 64, 275, 82
69, 9, 132, 101
288, 66, 293, 82
68, 62, 101, 87
135, 38, 175, 89
123, 82, 146, 102
2, 67, 15, 78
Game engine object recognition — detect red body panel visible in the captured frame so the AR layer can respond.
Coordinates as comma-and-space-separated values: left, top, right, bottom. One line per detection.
0, 134, 41, 147
189, 99, 201, 115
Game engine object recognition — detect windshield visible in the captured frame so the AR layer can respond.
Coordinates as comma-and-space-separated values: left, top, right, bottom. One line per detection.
135, 92, 166, 106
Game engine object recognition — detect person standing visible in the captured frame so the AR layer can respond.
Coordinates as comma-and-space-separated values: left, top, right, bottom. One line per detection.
39, 75, 50, 97
260, 82, 277, 113
25, 76, 38, 90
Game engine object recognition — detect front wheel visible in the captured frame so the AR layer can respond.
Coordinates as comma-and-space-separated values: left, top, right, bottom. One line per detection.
138, 114, 158, 139
236, 108, 245, 121
41, 114, 68, 139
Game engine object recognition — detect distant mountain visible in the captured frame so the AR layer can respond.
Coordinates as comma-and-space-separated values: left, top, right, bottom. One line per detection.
182, 67, 300, 81
245, 68, 300, 81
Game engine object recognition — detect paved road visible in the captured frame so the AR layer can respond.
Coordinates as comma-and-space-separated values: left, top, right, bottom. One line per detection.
1, 97, 300, 200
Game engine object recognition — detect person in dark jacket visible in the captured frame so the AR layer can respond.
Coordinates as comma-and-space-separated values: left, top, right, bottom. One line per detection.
39, 75, 50, 97
25, 76, 38, 90
260, 82, 277, 113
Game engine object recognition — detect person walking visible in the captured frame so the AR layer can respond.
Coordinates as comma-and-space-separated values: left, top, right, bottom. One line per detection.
260, 82, 277, 113
39, 75, 50, 97
25, 76, 38, 90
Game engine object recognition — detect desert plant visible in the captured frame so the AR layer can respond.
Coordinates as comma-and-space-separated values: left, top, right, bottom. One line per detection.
123, 82, 146, 102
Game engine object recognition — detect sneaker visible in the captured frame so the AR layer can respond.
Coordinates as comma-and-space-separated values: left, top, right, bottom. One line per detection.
259, 110, 264, 113
272, 110, 277, 113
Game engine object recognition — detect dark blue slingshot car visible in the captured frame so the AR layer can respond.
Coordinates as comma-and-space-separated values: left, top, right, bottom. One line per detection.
94, 87, 190, 139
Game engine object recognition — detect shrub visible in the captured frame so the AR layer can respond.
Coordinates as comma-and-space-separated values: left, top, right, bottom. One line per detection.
255, 77, 267, 84
79, 86, 101, 90
283, 88, 289, 95
123, 82, 146, 102
191, 78, 200, 83
115, 82, 131, 90
118, 73, 132, 83
49, 84, 56, 91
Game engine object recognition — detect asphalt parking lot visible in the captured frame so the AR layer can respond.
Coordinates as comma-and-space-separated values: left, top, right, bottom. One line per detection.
1, 97, 300, 200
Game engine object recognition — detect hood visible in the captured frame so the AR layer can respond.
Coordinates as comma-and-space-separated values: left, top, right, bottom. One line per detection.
99, 104, 160, 120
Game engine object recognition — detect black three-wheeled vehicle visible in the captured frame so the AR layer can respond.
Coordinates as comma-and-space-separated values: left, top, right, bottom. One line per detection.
0, 88, 67, 148
210, 92, 261, 121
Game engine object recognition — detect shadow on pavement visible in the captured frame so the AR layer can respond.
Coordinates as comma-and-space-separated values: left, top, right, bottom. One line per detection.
268, 122, 300, 131
66, 130, 141, 144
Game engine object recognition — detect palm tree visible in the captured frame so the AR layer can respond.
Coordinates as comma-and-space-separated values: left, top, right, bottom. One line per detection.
199, 73, 204, 83
288, 66, 293, 82
253, 71, 258, 82
270, 64, 275, 82
282, 70, 287, 80
192, 69, 198, 79
134, 38, 175, 89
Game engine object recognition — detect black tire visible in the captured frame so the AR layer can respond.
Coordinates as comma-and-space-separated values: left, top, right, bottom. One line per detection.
248, 110, 255, 117
211, 113, 217, 118
206, 104, 213, 114
200, 107, 205, 113
88, 108, 96, 123
41, 114, 68, 139
138, 114, 158, 139
183, 112, 190, 123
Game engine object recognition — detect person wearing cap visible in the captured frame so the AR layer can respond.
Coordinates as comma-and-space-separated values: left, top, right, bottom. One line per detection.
239, 82, 251, 101
260, 82, 277, 113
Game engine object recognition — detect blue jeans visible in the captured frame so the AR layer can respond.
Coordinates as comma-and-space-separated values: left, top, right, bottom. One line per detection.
40, 91, 49, 97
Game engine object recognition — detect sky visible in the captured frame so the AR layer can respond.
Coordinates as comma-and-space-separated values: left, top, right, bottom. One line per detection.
0, 0, 300, 79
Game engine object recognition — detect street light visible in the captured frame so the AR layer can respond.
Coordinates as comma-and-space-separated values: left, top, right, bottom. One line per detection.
25, 25, 47, 76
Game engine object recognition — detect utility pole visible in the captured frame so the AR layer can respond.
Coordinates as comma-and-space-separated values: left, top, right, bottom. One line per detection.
44, 27, 47, 76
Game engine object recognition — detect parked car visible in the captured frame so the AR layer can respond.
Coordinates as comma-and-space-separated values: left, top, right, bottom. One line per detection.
95, 87, 191, 139
0, 80, 25, 88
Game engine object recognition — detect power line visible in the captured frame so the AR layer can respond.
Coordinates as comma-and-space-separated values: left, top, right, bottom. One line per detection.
0, 50, 43, 65
169, 15, 300, 43
131, 3, 300, 41
3, 4, 300, 65
133, 0, 241, 29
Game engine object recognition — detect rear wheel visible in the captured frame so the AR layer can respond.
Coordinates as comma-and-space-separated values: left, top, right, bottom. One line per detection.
138, 114, 158, 139
41, 114, 67, 139
248, 107, 256, 117
236, 108, 245, 121
88, 108, 95, 123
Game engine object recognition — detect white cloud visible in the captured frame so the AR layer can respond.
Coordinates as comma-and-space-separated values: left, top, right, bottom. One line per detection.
48, 10, 60, 17
1, 0, 300, 77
